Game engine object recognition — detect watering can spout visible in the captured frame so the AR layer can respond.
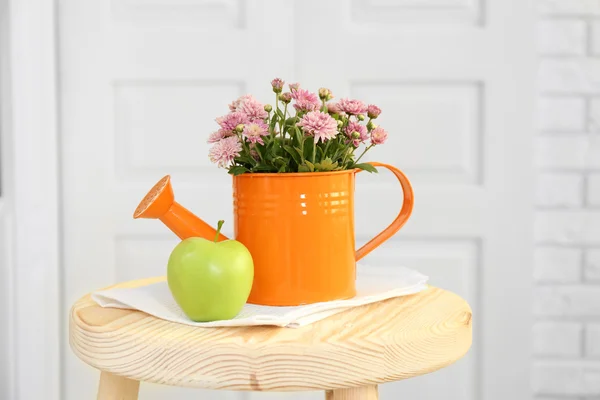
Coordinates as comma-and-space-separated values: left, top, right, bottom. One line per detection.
133, 175, 228, 241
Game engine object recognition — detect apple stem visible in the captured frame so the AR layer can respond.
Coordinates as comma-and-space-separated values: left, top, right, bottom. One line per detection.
214, 220, 225, 242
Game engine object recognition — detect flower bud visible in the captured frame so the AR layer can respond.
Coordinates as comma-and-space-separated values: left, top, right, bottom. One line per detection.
367, 104, 381, 119
328, 102, 342, 115
235, 124, 244, 133
357, 114, 365, 121
264, 104, 273, 112
337, 120, 344, 128
318, 88, 333, 101
271, 78, 284, 93
367, 120, 375, 130
289, 83, 300, 92
280, 92, 292, 103
351, 131, 360, 139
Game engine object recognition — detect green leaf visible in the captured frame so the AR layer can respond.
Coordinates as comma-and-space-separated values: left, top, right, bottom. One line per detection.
292, 146, 304, 162
235, 155, 256, 165
270, 139, 282, 158
265, 138, 274, 153
354, 163, 378, 173
298, 164, 310, 173
256, 142, 267, 156
305, 160, 315, 172
284, 117, 296, 127
278, 164, 287, 173
272, 156, 287, 166
303, 136, 314, 161
283, 145, 302, 165
252, 164, 278, 172
228, 166, 250, 176
269, 114, 279, 133
294, 126, 303, 147
317, 145, 325, 161
276, 108, 285, 119
314, 158, 338, 172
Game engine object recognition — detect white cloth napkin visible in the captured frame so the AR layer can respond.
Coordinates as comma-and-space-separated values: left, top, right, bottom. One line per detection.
92, 265, 428, 328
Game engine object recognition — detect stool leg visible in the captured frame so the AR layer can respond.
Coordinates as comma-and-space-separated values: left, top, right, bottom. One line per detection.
326, 385, 378, 399
97, 371, 140, 400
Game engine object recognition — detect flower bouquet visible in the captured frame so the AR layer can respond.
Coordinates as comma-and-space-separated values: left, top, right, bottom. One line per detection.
132, 77, 412, 306
208, 78, 387, 175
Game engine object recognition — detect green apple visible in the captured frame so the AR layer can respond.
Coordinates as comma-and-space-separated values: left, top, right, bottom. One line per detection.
167, 220, 254, 322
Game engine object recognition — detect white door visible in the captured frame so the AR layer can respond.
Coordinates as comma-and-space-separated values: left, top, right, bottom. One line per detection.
59, 1, 535, 400
0, 190, 11, 400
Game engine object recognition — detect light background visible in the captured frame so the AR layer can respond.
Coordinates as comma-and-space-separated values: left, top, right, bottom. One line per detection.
0, 0, 597, 399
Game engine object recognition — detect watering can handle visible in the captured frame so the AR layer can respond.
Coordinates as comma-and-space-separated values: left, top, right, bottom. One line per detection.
355, 162, 414, 261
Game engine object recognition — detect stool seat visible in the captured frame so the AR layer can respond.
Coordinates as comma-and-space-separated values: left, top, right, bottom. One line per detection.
69, 277, 472, 397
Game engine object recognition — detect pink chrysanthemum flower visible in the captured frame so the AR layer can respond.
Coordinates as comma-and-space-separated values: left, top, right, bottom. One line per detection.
345, 121, 368, 147
292, 89, 321, 112
216, 111, 249, 133
338, 98, 368, 115
209, 136, 242, 168
297, 111, 338, 143
207, 129, 232, 144
243, 120, 269, 145
367, 104, 381, 119
289, 82, 300, 92
228, 94, 253, 112
370, 126, 388, 145
236, 95, 268, 121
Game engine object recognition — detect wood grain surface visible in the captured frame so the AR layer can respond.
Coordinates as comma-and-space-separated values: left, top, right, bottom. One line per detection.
70, 278, 472, 392
326, 385, 378, 399
96, 371, 140, 400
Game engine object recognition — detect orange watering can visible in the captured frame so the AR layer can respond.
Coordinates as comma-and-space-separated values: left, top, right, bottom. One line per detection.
134, 163, 414, 306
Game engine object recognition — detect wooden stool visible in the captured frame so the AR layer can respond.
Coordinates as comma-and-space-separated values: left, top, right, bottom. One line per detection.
69, 278, 472, 399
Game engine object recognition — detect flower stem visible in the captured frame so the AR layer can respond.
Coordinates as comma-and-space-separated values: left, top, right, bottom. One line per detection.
237, 133, 254, 164
281, 103, 288, 142
354, 144, 373, 164
341, 147, 351, 166
323, 139, 332, 158
274, 93, 280, 138
312, 139, 317, 164
214, 220, 225, 242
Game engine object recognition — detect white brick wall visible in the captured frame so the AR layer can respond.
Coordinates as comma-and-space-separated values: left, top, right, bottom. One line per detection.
586, 324, 600, 357
591, 98, 600, 131
538, 97, 586, 131
533, 361, 600, 396
538, 20, 587, 55
593, 22, 600, 55
588, 174, 600, 205
534, 322, 582, 356
539, 0, 600, 16
585, 249, 600, 281
535, 1, 600, 398
535, 247, 582, 282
